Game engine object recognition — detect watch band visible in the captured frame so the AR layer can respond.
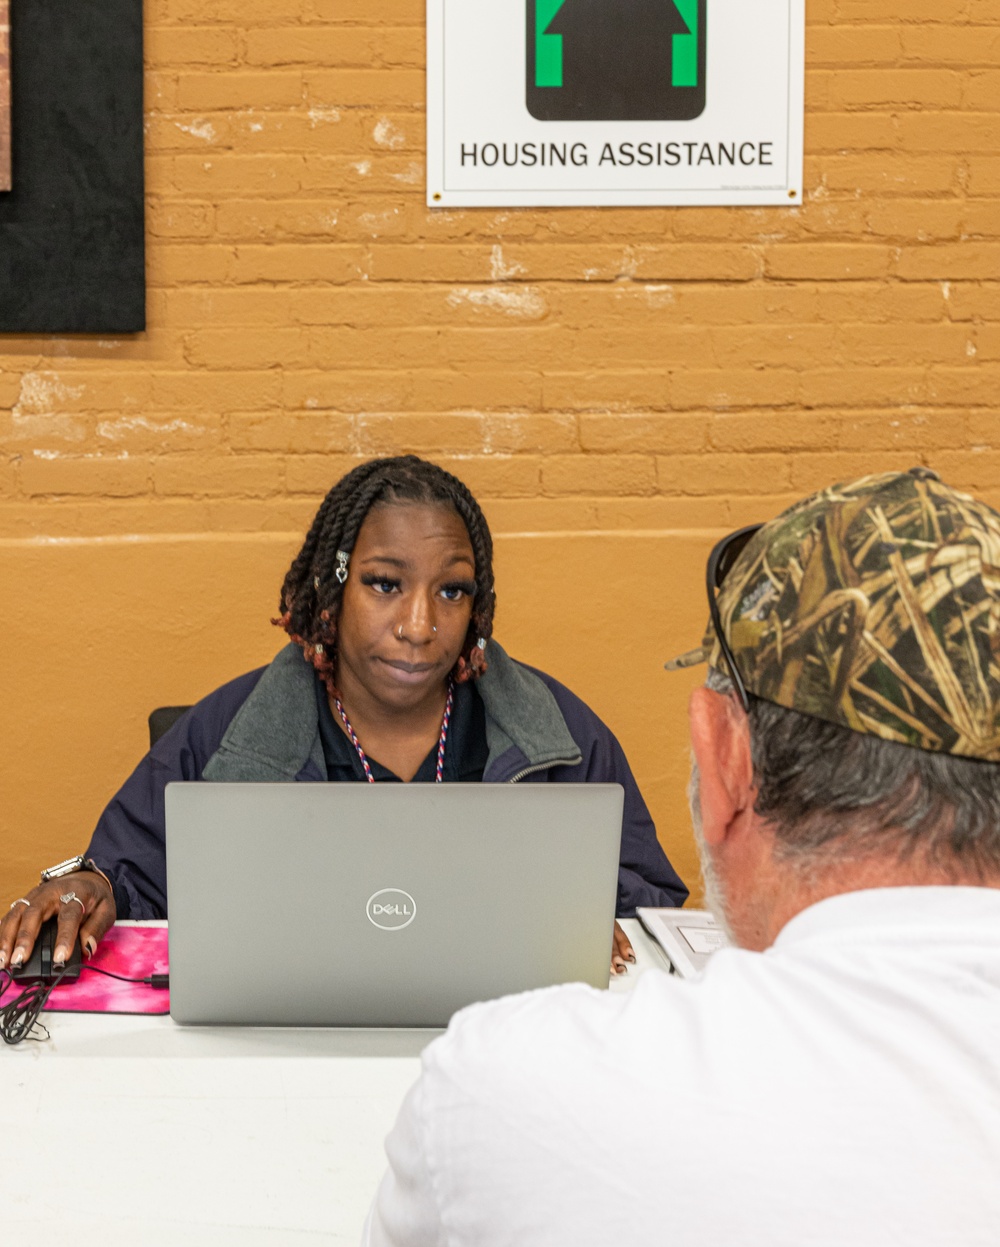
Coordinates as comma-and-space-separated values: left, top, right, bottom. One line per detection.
40, 855, 98, 883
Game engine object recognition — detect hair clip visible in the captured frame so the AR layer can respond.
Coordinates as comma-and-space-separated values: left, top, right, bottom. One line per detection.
477, 637, 487, 650
314, 643, 324, 655
313, 575, 320, 590
335, 550, 349, 585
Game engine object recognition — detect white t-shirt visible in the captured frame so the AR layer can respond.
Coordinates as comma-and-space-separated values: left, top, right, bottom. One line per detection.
364, 887, 1000, 1247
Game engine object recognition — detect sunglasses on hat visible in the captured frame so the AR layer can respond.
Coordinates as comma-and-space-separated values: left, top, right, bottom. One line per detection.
704, 524, 763, 714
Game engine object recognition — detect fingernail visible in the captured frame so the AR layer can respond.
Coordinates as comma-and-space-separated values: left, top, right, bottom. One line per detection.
53, 960, 65, 972
54, 945, 68, 964
0, 952, 6, 969
10, 951, 24, 967
628, 954, 636, 963
84, 937, 97, 957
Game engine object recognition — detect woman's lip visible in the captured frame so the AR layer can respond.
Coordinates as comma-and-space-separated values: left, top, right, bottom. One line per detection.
378, 658, 438, 681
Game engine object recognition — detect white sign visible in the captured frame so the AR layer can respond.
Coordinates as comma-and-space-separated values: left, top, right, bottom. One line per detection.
427, 0, 804, 207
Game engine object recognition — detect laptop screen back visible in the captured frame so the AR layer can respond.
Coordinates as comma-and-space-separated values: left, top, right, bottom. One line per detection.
165, 782, 623, 1026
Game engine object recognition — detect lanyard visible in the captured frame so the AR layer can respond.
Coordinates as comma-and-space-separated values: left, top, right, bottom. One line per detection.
334, 683, 454, 783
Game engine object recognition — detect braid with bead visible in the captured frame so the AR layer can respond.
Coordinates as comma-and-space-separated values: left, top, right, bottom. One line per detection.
274, 456, 497, 691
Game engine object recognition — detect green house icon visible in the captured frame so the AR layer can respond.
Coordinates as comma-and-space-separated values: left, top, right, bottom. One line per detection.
526, 0, 707, 122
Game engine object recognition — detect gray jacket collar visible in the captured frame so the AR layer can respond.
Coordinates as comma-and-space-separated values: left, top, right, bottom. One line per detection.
202, 643, 324, 782
477, 643, 582, 779
203, 641, 581, 783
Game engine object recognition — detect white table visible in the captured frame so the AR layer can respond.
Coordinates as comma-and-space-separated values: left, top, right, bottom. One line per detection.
0, 919, 670, 1244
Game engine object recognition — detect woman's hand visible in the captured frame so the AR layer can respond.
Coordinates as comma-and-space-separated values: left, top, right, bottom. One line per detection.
0, 872, 116, 970
612, 920, 636, 976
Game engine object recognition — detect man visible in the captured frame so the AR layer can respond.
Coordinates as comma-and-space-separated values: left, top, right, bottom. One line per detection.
364, 468, 1000, 1246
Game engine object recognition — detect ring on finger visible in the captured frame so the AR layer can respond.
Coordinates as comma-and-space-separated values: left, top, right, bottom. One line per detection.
9, 898, 31, 911
59, 892, 85, 915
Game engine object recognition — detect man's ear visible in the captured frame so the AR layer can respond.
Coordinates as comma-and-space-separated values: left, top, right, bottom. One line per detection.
688, 686, 755, 847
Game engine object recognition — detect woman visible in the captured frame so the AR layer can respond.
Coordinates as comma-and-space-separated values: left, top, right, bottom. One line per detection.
0, 457, 687, 974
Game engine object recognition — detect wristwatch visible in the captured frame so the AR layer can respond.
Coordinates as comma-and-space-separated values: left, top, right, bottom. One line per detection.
40, 855, 101, 883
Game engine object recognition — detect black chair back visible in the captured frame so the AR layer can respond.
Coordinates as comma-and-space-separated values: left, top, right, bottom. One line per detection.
148, 706, 192, 749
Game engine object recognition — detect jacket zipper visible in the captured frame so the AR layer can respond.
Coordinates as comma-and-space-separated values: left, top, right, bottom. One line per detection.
508, 757, 581, 783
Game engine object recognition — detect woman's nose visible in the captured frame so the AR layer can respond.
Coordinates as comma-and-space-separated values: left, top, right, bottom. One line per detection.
396, 593, 437, 643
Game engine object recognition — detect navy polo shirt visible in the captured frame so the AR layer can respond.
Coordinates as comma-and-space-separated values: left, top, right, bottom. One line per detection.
314, 676, 489, 783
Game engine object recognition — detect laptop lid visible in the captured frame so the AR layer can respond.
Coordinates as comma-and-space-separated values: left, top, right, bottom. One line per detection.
165, 782, 623, 1027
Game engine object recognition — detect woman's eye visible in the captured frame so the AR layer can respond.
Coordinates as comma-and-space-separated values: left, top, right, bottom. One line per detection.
363, 577, 400, 594
440, 582, 474, 602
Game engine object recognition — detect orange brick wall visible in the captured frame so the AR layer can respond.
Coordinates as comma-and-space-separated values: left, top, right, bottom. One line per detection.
2, 0, 999, 902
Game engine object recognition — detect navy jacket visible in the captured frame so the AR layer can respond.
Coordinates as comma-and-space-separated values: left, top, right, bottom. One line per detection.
87, 642, 688, 920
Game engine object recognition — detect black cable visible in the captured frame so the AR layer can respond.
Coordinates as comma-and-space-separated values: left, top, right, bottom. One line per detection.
0, 965, 71, 1045
80, 964, 169, 989
0, 963, 168, 1046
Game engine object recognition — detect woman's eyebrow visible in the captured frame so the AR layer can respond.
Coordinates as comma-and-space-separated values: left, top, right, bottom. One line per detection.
359, 555, 408, 568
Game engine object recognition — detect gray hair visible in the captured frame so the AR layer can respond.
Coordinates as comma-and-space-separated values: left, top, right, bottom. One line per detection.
705, 667, 1000, 878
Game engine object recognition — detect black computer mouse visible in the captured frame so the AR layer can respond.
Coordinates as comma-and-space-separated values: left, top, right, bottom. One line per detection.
9, 916, 82, 984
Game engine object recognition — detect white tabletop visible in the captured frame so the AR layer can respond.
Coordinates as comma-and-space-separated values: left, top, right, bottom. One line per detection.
0, 919, 670, 1244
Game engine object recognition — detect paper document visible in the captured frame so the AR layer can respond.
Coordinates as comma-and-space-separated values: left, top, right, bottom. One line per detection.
637, 908, 729, 978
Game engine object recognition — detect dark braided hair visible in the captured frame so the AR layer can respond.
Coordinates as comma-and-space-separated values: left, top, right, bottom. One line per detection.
275, 456, 496, 690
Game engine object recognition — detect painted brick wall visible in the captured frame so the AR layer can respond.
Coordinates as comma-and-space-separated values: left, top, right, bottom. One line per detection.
2, 0, 998, 539
2, 0, 1000, 903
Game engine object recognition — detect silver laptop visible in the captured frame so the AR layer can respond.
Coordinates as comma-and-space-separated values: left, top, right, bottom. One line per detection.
165, 782, 623, 1027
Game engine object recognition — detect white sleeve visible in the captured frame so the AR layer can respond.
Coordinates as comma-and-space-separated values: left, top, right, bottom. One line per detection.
362, 1077, 448, 1247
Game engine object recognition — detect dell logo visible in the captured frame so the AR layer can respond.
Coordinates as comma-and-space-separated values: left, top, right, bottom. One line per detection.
366, 888, 417, 931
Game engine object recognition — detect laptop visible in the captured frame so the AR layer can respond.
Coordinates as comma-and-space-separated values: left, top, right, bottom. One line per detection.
164, 782, 624, 1027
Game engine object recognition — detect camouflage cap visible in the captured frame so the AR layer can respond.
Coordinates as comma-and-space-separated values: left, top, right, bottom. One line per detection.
668, 468, 1000, 761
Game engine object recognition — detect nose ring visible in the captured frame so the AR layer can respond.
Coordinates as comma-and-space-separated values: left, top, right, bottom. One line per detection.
396, 624, 404, 639
432, 626, 437, 633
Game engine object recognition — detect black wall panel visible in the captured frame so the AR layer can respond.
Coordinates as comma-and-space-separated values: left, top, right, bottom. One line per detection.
0, 0, 144, 333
